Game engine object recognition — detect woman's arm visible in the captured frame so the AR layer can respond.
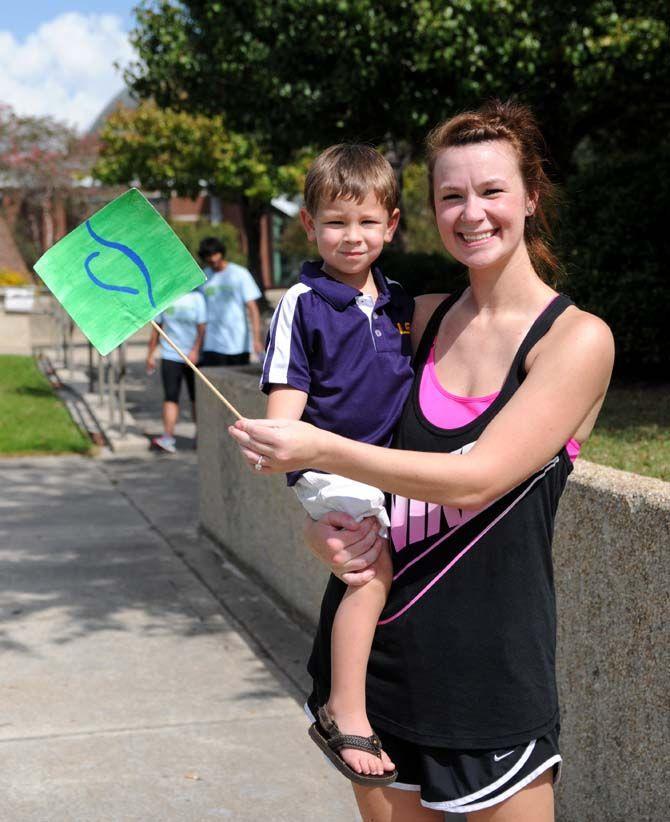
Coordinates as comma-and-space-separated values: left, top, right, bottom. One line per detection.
189, 322, 206, 363
246, 299, 264, 356
230, 310, 614, 509
146, 323, 160, 374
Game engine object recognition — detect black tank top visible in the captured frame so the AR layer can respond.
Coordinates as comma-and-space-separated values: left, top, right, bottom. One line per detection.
308, 291, 575, 749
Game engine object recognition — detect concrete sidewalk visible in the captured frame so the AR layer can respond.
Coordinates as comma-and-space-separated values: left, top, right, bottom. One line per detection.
0, 451, 359, 821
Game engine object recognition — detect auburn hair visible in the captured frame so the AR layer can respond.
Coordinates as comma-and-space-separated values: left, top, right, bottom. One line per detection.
426, 99, 562, 284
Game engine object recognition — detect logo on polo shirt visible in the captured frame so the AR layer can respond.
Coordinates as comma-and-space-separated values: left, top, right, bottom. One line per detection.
396, 322, 411, 335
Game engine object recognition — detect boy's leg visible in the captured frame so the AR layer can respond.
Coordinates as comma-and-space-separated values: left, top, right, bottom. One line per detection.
327, 542, 395, 777
353, 784, 443, 822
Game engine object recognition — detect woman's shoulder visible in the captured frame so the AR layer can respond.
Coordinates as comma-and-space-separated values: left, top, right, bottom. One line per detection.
411, 293, 450, 351
414, 293, 450, 312
553, 304, 613, 350
530, 303, 615, 374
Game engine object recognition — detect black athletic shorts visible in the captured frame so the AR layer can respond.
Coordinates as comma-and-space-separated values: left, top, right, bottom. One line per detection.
161, 359, 195, 404
200, 351, 250, 367
306, 703, 561, 814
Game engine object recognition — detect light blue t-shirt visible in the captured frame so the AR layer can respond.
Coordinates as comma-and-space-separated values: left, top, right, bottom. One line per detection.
201, 263, 262, 355
155, 291, 207, 362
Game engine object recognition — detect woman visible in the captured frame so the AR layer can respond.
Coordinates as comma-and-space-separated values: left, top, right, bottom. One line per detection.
229, 100, 614, 821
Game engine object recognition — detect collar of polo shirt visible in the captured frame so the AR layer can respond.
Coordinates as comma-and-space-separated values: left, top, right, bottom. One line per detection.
299, 260, 403, 312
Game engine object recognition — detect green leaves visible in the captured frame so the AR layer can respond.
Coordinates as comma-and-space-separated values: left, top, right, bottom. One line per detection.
92, 100, 311, 277
115, 0, 669, 363
94, 101, 306, 205
124, 0, 668, 175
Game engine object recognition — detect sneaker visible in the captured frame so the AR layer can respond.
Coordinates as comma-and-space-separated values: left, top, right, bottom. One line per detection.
151, 435, 176, 454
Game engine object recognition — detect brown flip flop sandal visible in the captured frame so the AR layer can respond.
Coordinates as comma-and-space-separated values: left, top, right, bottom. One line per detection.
308, 705, 398, 786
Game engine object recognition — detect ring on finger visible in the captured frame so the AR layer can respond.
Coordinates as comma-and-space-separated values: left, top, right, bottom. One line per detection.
254, 455, 265, 471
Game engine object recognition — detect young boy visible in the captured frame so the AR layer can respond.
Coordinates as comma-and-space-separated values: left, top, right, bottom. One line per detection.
260, 145, 414, 783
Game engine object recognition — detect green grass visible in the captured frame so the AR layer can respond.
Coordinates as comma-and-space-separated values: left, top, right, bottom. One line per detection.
581, 382, 669, 481
0, 355, 91, 456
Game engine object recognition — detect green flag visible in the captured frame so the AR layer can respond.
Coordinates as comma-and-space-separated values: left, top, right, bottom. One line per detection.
34, 188, 206, 355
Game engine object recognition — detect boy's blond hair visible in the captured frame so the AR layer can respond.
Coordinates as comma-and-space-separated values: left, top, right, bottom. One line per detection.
303, 144, 399, 216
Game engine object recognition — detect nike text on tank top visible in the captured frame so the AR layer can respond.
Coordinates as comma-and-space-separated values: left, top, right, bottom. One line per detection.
307, 291, 575, 749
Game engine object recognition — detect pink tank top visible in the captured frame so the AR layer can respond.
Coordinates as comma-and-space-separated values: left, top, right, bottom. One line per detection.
419, 343, 581, 462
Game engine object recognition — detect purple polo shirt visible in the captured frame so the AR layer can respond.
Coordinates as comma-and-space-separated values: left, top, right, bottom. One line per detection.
261, 261, 414, 485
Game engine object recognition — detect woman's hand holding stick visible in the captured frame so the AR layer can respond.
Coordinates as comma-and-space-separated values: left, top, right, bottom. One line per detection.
228, 417, 325, 474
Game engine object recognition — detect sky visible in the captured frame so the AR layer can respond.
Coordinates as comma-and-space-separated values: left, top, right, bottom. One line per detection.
0, 2, 138, 133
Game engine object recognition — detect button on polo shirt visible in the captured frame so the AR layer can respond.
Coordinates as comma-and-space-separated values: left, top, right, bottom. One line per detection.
261, 261, 414, 485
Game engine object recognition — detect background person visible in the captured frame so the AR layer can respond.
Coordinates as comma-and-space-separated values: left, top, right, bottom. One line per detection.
229, 99, 615, 821
198, 236, 263, 366
146, 289, 207, 453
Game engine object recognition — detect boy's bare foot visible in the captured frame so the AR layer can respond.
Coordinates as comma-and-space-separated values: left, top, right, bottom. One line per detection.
325, 703, 396, 777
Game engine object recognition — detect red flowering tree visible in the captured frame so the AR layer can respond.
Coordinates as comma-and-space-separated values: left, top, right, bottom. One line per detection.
0, 104, 96, 253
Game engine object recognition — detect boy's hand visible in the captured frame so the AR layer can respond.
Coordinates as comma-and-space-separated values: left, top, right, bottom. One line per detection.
303, 512, 384, 587
145, 353, 156, 375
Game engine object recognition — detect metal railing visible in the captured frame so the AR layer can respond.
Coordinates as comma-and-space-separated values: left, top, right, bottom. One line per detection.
25, 290, 129, 440
98, 342, 127, 438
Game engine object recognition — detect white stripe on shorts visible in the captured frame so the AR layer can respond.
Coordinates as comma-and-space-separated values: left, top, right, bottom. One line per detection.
421, 754, 562, 813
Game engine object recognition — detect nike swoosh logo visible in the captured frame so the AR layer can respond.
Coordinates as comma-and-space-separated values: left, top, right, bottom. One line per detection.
494, 750, 515, 762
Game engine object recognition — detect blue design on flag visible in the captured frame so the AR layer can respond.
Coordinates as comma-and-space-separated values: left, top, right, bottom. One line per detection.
84, 220, 156, 308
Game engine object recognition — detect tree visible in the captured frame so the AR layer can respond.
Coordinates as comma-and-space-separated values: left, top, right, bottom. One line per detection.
93, 101, 310, 280
123, 2, 670, 373
0, 105, 95, 251
125, 1, 669, 175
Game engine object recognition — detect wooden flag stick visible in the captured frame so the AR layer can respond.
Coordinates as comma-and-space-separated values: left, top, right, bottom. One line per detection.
151, 321, 243, 420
